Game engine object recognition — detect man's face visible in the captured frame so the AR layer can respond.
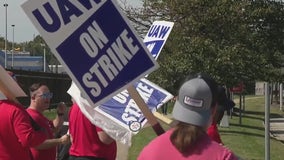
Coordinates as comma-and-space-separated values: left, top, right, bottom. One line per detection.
33, 85, 52, 111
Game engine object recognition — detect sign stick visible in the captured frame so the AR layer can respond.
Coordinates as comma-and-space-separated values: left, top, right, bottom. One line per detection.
127, 85, 165, 135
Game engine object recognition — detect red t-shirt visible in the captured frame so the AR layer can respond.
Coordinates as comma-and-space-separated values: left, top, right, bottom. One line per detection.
69, 103, 117, 160
0, 100, 47, 160
207, 122, 223, 144
27, 108, 56, 160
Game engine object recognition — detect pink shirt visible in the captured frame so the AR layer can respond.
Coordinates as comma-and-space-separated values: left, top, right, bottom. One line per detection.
138, 128, 238, 160
0, 100, 47, 160
69, 103, 117, 160
27, 108, 56, 160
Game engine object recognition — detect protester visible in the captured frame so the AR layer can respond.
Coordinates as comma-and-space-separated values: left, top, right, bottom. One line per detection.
68, 101, 117, 160
138, 74, 238, 160
215, 86, 235, 124
207, 86, 235, 144
0, 70, 47, 160
27, 82, 70, 160
207, 115, 223, 144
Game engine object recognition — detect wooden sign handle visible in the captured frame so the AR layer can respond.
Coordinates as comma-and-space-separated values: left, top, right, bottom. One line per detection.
127, 85, 165, 136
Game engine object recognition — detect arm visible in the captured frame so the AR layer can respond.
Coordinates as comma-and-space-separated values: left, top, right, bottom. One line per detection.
97, 127, 115, 145
35, 134, 70, 150
52, 114, 64, 134
52, 102, 66, 134
13, 107, 47, 147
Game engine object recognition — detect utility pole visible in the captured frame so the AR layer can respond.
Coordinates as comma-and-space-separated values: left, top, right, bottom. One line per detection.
11, 24, 15, 68
4, 3, 8, 68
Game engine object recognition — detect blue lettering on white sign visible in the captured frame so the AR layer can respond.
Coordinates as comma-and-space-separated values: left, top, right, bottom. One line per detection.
147, 25, 171, 39
32, 0, 106, 32
144, 40, 164, 58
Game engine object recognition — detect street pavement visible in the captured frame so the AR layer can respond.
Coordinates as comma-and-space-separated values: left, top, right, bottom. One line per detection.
269, 117, 284, 142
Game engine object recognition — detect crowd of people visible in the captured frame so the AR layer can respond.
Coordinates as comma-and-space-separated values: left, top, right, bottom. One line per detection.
0, 69, 239, 160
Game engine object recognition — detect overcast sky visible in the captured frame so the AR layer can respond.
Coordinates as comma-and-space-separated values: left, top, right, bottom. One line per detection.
0, 0, 142, 43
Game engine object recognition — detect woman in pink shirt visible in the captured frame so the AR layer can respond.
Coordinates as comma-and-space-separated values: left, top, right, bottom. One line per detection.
138, 74, 239, 160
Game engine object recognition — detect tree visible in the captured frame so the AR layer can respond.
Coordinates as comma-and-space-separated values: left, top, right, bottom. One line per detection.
21, 35, 59, 65
123, 0, 284, 94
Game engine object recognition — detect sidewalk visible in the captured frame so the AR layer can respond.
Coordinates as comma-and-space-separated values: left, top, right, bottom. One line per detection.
269, 118, 284, 142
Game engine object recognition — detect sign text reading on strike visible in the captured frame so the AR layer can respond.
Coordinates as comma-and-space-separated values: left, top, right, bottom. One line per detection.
81, 21, 139, 97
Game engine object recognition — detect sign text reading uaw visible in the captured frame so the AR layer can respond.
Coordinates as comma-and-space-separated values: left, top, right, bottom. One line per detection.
22, 0, 158, 107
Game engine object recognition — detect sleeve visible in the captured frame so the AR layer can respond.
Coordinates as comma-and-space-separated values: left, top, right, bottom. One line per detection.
13, 108, 47, 147
96, 126, 103, 132
224, 152, 240, 160
137, 150, 146, 160
207, 124, 223, 144
222, 148, 240, 160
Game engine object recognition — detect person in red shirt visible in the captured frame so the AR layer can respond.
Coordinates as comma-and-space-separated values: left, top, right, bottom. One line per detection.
0, 70, 47, 160
68, 102, 117, 160
207, 86, 235, 144
27, 83, 70, 160
207, 121, 223, 144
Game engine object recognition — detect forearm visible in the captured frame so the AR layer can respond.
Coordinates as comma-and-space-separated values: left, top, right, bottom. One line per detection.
34, 138, 62, 150
53, 115, 64, 133
35, 134, 70, 150
98, 131, 115, 145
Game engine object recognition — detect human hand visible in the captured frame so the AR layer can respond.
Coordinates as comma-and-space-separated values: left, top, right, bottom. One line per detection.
57, 102, 67, 115
60, 134, 70, 144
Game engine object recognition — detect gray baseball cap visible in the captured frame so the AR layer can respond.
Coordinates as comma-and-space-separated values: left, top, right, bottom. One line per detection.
172, 77, 214, 127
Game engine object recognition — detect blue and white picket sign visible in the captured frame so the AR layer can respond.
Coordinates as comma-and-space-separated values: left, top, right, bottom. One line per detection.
68, 78, 173, 145
143, 21, 174, 60
22, 0, 158, 107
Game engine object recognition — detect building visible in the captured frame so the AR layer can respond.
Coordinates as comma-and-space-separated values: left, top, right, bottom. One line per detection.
0, 49, 47, 72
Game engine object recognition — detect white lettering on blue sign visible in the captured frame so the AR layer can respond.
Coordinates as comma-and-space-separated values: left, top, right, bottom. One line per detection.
80, 21, 109, 58
119, 82, 154, 124
32, 0, 106, 32
113, 90, 129, 104
136, 82, 154, 104
147, 25, 171, 39
82, 20, 140, 97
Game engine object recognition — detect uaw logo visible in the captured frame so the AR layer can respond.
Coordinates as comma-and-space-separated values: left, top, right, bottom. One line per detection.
144, 40, 164, 59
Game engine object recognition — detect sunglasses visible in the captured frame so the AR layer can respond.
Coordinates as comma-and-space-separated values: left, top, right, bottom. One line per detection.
38, 92, 53, 99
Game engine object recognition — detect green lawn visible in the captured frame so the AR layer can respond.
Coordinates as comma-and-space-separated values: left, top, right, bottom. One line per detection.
128, 95, 284, 160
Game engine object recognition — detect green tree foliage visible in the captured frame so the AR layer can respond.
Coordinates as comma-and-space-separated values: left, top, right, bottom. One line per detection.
124, 0, 284, 94
18, 35, 58, 65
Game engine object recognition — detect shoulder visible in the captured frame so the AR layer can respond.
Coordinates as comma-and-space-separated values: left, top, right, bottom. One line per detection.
139, 130, 172, 154
200, 136, 238, 160
0, 100, 27, 116
26, 108, 41, 118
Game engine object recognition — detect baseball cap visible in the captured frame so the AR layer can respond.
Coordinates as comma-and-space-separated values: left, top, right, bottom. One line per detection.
172, 76, 217, 127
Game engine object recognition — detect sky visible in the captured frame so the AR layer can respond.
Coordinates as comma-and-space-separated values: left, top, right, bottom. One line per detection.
0, 0, 142, 43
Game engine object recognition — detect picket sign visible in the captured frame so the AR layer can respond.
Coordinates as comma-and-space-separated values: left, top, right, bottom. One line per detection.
22, 0, 174, 140
127, 86, 165, 135
21, 0, 158, 108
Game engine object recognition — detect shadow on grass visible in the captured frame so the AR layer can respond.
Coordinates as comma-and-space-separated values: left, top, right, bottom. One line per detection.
228, 123, 264, 131
232, 109, 282, 119
219, 130, 264, 138
230, 114, 264, 121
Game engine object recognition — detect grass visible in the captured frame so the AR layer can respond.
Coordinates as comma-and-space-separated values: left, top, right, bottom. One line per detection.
128, 95, 284, 160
